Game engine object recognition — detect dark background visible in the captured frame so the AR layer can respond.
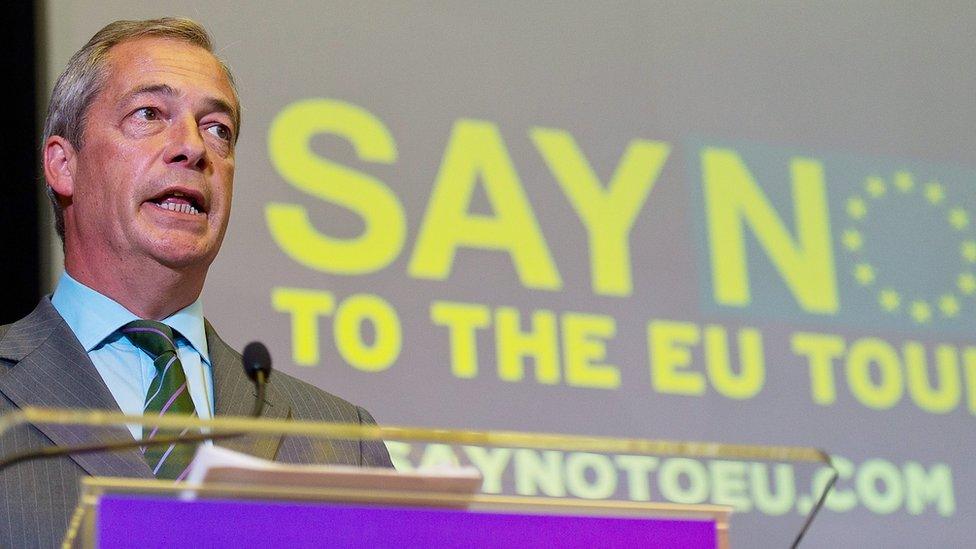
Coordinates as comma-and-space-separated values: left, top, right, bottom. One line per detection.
1, 2, 41, 324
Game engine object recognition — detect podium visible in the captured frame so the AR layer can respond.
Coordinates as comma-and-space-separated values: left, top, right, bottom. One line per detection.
0, 408, 833, 548
72, 477, 730, 548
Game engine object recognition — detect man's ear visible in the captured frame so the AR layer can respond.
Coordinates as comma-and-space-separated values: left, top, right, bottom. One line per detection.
44, 136, 77, 198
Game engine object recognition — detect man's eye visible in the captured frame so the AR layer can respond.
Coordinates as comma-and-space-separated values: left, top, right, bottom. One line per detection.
206, 124, 232, 141
135, 107, 160, 120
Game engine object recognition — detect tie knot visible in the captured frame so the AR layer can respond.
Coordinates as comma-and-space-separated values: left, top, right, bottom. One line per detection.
120, 320, 178, 361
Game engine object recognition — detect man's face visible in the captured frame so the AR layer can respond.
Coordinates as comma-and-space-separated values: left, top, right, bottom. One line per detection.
67, 37, 238, 272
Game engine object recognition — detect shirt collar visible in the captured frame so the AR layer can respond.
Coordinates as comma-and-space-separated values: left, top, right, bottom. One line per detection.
51, 271, 211, 364
165, 298, 210, 365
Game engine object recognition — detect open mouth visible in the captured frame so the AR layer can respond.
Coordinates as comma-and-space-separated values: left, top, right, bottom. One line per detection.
149, 190, 207, 216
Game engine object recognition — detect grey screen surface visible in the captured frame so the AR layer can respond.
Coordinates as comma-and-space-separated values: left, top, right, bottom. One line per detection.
42, 2, 974, 547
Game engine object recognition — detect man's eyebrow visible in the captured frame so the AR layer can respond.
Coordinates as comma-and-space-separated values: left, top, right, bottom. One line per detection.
122, 83, 178, 102
200, 97, 239, 131
122, 84, 239, 130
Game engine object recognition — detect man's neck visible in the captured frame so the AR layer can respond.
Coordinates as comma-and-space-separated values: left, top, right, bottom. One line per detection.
64, 257, 206, 320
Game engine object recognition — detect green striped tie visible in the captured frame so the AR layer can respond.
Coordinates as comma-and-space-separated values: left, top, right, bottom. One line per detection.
121, 320, 199, 480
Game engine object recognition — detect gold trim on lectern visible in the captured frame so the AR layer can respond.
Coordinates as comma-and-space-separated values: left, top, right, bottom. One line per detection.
3, 406, 829, 462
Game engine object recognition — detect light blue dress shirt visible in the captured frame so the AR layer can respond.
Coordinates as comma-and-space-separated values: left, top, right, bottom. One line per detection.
51, 272, 215, 439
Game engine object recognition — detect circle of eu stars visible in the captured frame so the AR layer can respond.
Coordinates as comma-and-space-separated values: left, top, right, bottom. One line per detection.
842, 171, 975, 325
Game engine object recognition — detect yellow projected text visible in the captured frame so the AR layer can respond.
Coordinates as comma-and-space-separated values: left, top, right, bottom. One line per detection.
430, 300, 620, 389
531, 129, 670, 296
701, 148, 837, 314
647, 320, 765, 399
266, 99, 406, 274
272, 287, 401, 371
408, 120, 562, 290
792, 332, 974, 414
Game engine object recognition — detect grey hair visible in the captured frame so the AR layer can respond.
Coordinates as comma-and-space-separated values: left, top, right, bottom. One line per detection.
43, 17, 241, 243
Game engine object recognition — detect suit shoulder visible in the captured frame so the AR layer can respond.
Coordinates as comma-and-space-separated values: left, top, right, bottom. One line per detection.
203, 320, 382, 425
270, 369, 380, 424
0, 314, 24, 346
0, 298, 67, 363
0, 323, 10, 365
271, 369, 355, 407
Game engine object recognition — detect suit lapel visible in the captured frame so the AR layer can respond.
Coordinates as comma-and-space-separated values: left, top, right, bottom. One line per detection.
207, 322, 289, 460
0, 299, 153, 478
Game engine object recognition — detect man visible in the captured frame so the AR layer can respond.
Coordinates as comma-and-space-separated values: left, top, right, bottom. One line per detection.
0, 18, 392, 547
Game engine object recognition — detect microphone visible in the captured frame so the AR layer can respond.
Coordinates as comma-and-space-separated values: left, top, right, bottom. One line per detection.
0, 341, 273, 473
242, 341, 271, 417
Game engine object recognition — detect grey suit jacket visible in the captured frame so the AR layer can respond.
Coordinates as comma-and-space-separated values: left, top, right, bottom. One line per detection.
0, 298, 392, 548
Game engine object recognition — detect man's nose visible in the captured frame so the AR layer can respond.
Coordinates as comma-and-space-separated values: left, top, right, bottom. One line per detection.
164, 115, 208, 170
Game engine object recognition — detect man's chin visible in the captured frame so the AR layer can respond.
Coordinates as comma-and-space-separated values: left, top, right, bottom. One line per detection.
144, 240, 220, 271
136, 217, 226, 269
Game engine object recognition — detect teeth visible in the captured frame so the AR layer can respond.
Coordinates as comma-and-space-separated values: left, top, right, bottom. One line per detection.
160, 201, 201, 215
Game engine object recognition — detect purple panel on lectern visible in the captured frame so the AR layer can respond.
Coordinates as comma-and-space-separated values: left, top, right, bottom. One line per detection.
97, 495, 717, 548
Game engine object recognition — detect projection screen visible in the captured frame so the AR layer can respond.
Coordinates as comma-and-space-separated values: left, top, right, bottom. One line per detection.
42, 2, 975, 546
